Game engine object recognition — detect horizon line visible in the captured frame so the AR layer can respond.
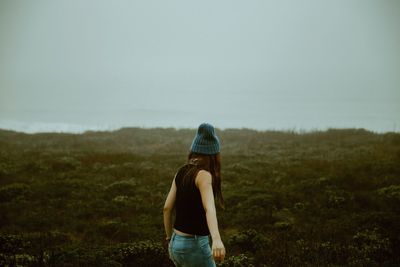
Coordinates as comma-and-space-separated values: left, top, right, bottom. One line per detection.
0, 123, 398, 135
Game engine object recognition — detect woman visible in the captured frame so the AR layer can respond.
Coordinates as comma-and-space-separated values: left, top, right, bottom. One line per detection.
163, 123, 226, 267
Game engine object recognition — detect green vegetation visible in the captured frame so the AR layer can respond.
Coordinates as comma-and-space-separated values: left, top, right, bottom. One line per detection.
0, 127, 399, 266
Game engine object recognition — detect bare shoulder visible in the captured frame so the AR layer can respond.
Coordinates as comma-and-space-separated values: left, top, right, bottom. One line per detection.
195, 170, 212, 187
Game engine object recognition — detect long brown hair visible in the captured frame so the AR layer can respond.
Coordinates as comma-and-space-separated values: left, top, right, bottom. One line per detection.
187, 152, 224, 209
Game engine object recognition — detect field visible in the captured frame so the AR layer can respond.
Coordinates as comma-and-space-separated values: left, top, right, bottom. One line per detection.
0, 127, 399, 266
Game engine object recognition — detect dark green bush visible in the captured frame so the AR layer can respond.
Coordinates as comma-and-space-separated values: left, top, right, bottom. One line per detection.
110, 240, 169, 267
0, 183, 31, 202
218, 253, 255, 267
104, 180, 137, 197
227, 229, 270, 253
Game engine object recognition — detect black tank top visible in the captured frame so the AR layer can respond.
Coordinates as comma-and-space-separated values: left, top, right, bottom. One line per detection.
173, 163, 210, 236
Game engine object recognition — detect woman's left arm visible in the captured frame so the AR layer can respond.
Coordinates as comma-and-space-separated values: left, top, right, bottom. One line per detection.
163, 177, 177, 240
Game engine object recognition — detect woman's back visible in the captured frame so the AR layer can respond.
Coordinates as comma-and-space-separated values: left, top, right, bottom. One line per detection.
174, 164, 210, 236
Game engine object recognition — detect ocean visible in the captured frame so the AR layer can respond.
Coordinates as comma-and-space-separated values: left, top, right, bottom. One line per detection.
0, 107, 398, 134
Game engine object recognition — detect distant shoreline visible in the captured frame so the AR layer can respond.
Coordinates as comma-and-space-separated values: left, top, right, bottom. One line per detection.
0, 122, 398, 135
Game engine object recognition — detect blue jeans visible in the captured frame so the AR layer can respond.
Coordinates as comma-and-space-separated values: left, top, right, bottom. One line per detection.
168, 231, 216, 267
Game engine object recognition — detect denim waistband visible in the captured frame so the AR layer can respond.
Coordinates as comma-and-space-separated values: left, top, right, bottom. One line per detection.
172, 231, 209, 240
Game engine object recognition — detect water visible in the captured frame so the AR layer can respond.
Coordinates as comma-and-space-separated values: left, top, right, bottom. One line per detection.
0, 107, 398, 133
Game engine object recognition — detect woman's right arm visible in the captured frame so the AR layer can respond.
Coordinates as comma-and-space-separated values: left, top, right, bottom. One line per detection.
196, 170, 226, 263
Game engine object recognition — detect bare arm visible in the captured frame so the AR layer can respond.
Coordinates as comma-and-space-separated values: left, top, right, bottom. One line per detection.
163, 177, 177, 240
196, 170, 226, 262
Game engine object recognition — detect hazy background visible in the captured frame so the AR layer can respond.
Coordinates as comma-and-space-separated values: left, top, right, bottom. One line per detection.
1, 0, 399, 133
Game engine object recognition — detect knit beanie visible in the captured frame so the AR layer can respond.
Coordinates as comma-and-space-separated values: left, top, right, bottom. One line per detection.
190, 123, 220, 155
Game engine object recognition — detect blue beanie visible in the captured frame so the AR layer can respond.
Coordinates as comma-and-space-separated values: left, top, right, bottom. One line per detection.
190, 123, 220, 155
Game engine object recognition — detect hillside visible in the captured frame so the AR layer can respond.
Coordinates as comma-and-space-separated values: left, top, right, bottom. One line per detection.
0, 127, 399, 266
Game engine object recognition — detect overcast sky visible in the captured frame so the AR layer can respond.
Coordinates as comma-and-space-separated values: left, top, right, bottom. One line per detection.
0, 0, 399, 132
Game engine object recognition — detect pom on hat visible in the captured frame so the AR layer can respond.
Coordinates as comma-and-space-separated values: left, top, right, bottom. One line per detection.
190, 123, 220, 155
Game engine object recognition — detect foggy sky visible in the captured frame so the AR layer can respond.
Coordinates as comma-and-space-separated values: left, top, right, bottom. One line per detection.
1, 0, 399, 132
